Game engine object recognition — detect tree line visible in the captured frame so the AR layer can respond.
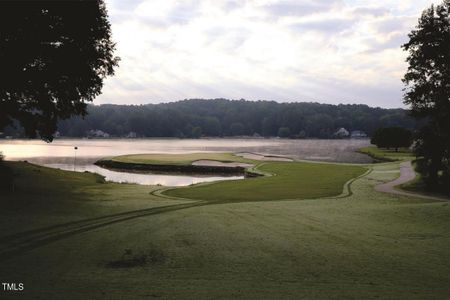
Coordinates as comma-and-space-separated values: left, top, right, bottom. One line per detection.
0, 99, 418, 139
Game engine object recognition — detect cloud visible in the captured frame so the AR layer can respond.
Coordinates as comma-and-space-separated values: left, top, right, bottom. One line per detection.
134, 0, 201, 27
290, 18, 354, 34
372, 16, 416, 34
97, 0, 437, 108
263, 0, 342, 17
352, 6, 389, 17
364, 33, 408, 53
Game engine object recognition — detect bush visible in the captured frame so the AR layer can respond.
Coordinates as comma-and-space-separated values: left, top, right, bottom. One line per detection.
413, 158, 450, 194
371, 127, 412, 151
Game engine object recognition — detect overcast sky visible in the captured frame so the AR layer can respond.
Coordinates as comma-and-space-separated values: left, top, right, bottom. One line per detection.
97, 0, 440, 108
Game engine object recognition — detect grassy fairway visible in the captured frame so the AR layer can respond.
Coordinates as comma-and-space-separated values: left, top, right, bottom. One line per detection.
113, 152, 252, 165
0, 162, 188, 235
165, 161, 366, 201
359, 146, 414, 162
112, 152, 366, 201
1, 161, 449, 299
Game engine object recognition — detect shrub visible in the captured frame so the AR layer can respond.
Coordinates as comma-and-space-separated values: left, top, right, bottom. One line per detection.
371, 127, 412, 151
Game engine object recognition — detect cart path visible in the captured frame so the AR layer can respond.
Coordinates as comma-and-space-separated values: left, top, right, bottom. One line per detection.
375, 161, 449, 201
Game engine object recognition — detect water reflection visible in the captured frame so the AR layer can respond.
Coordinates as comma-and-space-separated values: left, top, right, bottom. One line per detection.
45, 163, 244, 186
0, 138, 372, 186
0, 138, 372, 163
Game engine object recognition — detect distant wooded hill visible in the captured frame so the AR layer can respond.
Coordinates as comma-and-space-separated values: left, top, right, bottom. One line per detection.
2, 99, 419, 139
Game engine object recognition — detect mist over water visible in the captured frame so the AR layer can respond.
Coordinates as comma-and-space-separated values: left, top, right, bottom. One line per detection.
0, 138, 372, 186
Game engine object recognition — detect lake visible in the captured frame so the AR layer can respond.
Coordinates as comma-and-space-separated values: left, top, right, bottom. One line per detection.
0, 138, 372, 186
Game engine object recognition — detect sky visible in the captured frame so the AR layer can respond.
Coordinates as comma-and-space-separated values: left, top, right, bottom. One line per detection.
97, 0, 441, 108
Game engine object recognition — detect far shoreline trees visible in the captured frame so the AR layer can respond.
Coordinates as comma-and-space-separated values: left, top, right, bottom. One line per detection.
2, 99, 418, 139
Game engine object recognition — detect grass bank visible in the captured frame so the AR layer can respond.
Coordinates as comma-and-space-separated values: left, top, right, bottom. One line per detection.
1, 160, 449, 299
112, 152, 253, 165
165, 161, 366, 201
358, 146, 414, 162
0, 161, 187, 235
107, 153, 366, 202
359, 147, 449, 197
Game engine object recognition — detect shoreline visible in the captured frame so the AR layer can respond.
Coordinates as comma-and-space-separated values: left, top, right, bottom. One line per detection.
95, 159, 263, 178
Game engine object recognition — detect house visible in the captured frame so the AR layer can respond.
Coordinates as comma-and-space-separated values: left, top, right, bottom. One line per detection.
126, 131, 137, 138
350, 130, 368, 139
86, 129, 110, 138
334, 127, 350, 138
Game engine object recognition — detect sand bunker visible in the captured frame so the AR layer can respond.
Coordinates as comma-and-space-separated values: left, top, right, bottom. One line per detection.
236, 152, 293, 161
305, 156, 333, 161
191, 160, 253, 168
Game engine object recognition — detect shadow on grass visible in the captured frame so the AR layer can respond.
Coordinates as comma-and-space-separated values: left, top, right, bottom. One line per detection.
0, 201, 208, 262
0, 161, 369, 262
106, 248, 166, 269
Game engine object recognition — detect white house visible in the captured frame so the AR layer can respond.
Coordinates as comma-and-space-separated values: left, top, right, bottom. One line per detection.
350, 130, 368, 139
334, 128, 350, 138
87, 129, 110, 138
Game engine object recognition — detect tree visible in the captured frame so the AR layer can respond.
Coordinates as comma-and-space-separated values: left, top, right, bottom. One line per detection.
371, 127, 412, 151
402, 1, 450, 187
277, 127, 291, 138
0, 1, 119, 142
262, 117, 276, 137
230, 122, 244, 136
202, 117, 222, 136
191, 127, 202, 139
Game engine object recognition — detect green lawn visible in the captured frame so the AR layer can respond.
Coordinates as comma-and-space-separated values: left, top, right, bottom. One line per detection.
0, 161, 188, 235
358, 146, 414, 162
165, 161, 366, 201
1, 160, 449, 299
359, 147, 449, 197
113, 152, 253, 165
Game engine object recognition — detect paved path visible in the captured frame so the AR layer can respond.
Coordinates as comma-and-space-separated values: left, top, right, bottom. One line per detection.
375, 161, 449, 201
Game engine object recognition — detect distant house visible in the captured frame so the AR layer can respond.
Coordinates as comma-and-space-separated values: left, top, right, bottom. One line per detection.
334, 128, 350, 138
87, 129, 110, 138
126, 131, 137, 138
350, 130, 368, 139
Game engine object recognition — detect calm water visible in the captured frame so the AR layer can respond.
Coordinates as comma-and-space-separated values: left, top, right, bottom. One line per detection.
0, 138, 371, 186
43, 163, 243, 186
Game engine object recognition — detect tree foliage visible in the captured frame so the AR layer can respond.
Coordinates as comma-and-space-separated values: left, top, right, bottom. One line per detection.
403, 0, 450, 188
0, 0, 119, 142
19, 99, 419, 139
277, 127, 291, 138
370, 127, 412, 151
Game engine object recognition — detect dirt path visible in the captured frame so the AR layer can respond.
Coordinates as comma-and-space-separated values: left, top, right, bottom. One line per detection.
375, 161, 449, 201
